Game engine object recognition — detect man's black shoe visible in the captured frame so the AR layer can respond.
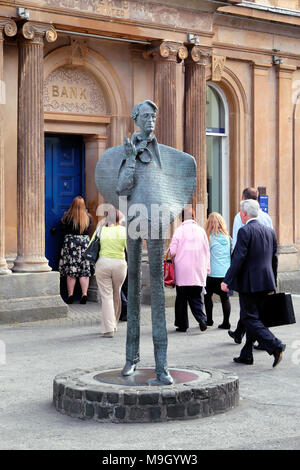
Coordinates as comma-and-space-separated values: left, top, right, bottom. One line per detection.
233, 356, 253, 365
218, 322, 231, 329
175, 328, 187, 332
272, 344, 286, 368
199, 321, 207, 332
228, 330, 242, 344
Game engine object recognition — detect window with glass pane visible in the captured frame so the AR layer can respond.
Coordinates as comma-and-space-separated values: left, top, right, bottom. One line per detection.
207, 135, 222, 214
206, 85, 226, 217
206, 86, 225, 135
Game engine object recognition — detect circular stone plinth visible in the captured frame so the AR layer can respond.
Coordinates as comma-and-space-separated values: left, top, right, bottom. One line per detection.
53, 367, 239, 423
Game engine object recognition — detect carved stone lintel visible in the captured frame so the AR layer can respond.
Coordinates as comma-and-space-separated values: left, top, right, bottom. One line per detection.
0, 18, 17, 39
20, 22, 57, 45
212, 55, 226, 82
143, 41, 188, 63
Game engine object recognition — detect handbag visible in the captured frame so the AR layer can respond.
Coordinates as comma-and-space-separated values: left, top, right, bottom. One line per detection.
259, 292, 296, 328
164, 252, 175, 288
82, 225, 102, 263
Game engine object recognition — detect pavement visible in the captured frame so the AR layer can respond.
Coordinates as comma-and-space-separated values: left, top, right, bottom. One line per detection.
0, 293, 300, 451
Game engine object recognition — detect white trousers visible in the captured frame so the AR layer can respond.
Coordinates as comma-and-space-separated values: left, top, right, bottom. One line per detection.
95, 257, 127, 334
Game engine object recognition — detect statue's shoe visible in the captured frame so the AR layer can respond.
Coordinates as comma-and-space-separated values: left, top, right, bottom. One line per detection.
121, 361, 137, 376
155, 372, 174, 385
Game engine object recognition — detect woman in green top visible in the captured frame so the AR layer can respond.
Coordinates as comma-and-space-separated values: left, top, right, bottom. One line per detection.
94, 208, 127, 338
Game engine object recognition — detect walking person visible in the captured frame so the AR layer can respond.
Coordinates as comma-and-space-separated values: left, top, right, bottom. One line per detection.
228, 187, 273, 345
94, 208, 127, 338
168, 206, 210, 333
59, 196, 94, 304
221, 199, 285, 367
204, 212, 232, 329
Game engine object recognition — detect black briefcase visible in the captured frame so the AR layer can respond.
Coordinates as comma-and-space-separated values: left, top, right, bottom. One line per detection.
259, 292, 296, 327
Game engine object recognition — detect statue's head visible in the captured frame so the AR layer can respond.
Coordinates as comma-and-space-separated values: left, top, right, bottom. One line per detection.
131, 100, 158, 136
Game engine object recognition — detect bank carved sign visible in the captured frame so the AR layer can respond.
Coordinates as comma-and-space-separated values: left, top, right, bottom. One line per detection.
44, 66, 106, 114
44, 0, 210, 30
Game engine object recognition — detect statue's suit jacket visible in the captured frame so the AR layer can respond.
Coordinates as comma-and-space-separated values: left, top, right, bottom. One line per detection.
95, 140, 196, 227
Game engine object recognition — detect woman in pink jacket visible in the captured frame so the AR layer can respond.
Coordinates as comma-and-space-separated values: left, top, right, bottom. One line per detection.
168, 206, 210, 332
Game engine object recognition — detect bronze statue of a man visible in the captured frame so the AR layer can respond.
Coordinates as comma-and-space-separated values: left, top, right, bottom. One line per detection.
95, 100, 196, 385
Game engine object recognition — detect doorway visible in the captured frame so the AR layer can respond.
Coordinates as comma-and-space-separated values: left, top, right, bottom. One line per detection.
45, 134, 85, 271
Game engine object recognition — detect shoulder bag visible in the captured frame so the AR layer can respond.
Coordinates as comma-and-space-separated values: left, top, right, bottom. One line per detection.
82, 225, 103, 263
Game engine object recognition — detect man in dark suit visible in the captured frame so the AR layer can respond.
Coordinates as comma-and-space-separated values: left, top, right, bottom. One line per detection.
228, 187, 273, 345
221, 199, 285, 367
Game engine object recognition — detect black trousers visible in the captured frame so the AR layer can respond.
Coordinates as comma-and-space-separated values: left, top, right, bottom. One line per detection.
239, 292, 283, 360
234, 318, 246, 340
175, 285, 206, 330
204, 276, 231, 324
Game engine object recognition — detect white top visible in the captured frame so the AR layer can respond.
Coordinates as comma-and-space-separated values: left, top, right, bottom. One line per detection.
232, 209, 273, 249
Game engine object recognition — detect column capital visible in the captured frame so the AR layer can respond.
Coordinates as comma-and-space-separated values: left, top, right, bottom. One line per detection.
0, 18, 17, 39
83, 134, 107, 143
252, 61, 272, 70
19, 21, 57, 45
143, 40, 188, 63
276, 63, 297, 77
185, 45, 210, 66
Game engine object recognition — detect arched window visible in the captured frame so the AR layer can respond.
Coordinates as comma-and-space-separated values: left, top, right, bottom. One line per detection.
206, 83, 229, 226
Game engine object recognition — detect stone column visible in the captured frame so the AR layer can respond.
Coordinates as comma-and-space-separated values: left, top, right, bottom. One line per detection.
84, 134, 108, 232
0, 19, 17, 274
12, 22, 57, 272
84, 134, 109, 303
144, 41, 187, 147
276, 63, 298, 272
184, 46, 210, 226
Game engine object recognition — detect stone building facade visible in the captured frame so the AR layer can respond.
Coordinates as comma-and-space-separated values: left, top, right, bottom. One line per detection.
0, 0, 300, 320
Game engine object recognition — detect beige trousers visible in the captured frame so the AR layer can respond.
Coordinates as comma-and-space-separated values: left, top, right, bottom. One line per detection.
95, 257, 127, 334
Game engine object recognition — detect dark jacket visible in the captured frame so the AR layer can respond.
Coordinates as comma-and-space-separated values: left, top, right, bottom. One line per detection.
224, 219, 278, 293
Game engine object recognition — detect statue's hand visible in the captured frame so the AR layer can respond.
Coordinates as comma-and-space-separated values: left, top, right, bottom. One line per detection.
124, 137, 137, 163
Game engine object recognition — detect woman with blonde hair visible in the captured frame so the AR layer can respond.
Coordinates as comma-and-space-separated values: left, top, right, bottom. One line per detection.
204, 212, 232, 329
59, 196, 94, 304
93, 206, 127, 338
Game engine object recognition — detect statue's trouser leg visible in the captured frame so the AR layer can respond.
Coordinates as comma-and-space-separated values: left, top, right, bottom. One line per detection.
146, 237, 168, 378
125, 236, 142, 365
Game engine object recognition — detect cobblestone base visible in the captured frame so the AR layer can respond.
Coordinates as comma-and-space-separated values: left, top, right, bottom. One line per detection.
53, 367, 239, 423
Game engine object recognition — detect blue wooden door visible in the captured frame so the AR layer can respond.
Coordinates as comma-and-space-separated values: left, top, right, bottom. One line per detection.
45, 134, 85, 270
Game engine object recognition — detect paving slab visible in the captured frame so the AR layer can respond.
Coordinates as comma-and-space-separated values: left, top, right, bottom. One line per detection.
0, 295, 299, 450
